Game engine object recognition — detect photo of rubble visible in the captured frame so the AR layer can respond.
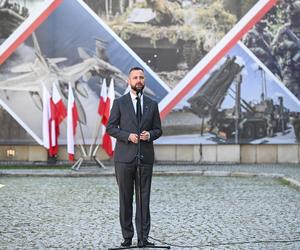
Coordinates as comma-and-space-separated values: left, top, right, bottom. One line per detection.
0, 0, 45, 46
83, 0, 258, 89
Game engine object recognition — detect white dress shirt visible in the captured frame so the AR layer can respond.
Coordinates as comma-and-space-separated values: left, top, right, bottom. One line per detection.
129, 91, 150, 141
130, 91, 143, 115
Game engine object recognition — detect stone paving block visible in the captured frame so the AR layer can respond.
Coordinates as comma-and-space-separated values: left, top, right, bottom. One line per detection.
241, 145, 257, 163
175, 145, 194, 162
0, 146, 7, 159
257, 145, 277, 163
28, 146, 47, 161
154, 145, 176, 162
155, 170, 203, 176
259, 173, 285, 178
193, 145, 201, 163
217, 145, 240, 163
277, 145, 299, 163
203, 170, 231, 176
282, 177, 300, 190
231, 172, 258, 177
200, 145, 217, 163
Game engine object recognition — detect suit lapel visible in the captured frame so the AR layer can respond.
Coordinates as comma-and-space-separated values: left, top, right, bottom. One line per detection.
123, 93, 152, 127
123, 93, 137, 125
141, 96, 151, 127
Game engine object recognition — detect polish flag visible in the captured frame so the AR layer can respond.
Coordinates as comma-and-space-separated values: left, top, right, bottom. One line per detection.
42, 83, 51, 151
52, 82, 67, 124
50, 82, 67, 156
102, 79, 116, 157
49, 97, 56, 157
98, 79, 107, 119
67, 84, 79, 161
102, 79, 114, 127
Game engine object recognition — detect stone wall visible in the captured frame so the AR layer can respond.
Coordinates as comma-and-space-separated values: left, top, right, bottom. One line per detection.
0, 144, 299, 164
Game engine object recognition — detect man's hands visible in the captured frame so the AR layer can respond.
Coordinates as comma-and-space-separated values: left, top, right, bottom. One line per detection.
128, 133, 138, 143
140, 131, 150, 141
129, 131, 150, 144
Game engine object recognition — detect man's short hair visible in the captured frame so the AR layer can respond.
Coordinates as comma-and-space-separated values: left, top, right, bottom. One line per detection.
129, 67, 144, 74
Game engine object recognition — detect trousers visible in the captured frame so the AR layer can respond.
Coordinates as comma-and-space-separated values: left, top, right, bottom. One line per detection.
115, 161, 153, 241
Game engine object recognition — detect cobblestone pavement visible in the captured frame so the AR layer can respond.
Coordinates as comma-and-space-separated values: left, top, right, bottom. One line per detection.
2, 163, 300, 189
0, 175, 300, 249
1, 163, 300, 180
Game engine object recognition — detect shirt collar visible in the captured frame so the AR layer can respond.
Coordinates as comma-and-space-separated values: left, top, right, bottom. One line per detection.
130, 91, 143, 102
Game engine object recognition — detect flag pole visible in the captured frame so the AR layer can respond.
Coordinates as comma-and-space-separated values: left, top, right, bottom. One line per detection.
90, 79, 109, 166
78, 121, 87, 157
89, 78, 107, 157
73, 102, 106, 170
88, 112, 103, 157
71, 79, 109, 171
71, 120, 88, 170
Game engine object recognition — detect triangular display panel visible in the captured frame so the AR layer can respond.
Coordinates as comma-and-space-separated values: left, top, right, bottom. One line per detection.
84, 0, 261, 91
158, 41, 300, 144
0, 0, 170, 145
0, 0, 62, 64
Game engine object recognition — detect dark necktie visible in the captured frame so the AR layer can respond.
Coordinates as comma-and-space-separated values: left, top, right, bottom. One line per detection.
136, 96, 142, 121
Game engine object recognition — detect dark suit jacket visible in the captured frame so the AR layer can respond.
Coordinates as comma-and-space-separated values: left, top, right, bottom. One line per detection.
106, 93, 162, 164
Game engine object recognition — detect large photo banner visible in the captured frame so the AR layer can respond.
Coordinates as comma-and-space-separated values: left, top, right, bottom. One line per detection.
0, 0, 169, 145
159, 41, 300, 144
158, 0, 300, 144
88, 0, 258, 89
0, 0, 300, 149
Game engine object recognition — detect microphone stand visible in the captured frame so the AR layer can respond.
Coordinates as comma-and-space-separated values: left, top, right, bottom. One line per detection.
108, 92, 170, 250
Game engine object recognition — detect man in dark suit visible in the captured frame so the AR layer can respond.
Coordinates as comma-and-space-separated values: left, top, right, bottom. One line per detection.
106, 67, 162, 247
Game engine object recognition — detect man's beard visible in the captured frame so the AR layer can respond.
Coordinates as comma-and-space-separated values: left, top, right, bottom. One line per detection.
131, 84, 144, 94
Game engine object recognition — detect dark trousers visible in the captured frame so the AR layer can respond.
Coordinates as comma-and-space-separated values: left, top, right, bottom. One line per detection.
115, 161, 153, 241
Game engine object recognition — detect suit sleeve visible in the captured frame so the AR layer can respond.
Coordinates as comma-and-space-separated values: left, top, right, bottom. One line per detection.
106, 99, 130, 143
149, 102, 162, 142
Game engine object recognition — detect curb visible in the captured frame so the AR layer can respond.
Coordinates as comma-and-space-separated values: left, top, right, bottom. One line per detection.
1, 169, 300, 190
279, 177, 300, 191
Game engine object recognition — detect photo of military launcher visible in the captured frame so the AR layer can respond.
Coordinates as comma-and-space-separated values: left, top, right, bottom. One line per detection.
187, 56, 290, 143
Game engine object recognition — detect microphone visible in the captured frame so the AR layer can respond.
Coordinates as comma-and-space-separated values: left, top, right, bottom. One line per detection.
136, 88, 143, 98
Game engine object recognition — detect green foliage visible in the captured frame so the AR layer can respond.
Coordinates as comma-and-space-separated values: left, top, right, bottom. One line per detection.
108, 0, 236, 50
223, 0, 258, 19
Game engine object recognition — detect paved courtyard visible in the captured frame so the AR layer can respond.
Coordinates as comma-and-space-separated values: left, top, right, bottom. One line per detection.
0, 173, 300, 249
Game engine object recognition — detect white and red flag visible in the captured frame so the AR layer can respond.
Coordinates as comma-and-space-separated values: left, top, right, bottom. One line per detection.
67, 84, 79, 161
42, 83, 51, 152
101, 79, 116, 157
50, 82, 67, 156
98, 79, 107, 119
